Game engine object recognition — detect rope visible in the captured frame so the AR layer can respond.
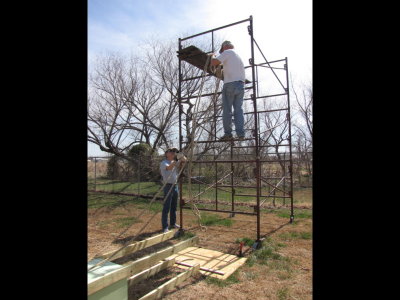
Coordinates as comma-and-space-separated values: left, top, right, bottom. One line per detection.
184, 171, 233, 204
89, 52, 221, 271
184, 54, 222, 231
89, 162, 186, 271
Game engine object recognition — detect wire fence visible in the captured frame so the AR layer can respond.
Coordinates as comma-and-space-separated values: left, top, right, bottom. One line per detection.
88, 151, 312, 208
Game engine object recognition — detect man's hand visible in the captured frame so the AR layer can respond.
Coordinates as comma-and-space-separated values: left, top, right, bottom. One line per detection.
165, 160, 177, 170
210, 58, 221, 67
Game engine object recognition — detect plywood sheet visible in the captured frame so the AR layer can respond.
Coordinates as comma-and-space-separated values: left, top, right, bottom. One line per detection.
166, 246, 247, 280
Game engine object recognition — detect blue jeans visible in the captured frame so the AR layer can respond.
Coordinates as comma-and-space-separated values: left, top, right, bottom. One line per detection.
222, 81, 245, 137
162, 184, 178, 230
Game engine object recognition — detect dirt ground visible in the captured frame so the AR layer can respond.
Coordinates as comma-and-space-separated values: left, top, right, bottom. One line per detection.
88, 198, 312, 300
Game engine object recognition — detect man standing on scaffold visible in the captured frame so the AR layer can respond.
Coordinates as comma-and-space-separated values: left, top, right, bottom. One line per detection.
159, 148, 187, 233
210, 40, 246, 141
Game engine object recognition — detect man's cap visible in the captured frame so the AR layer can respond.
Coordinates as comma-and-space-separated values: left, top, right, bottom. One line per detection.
166, 147, 179, 153
219, 40, 233, 53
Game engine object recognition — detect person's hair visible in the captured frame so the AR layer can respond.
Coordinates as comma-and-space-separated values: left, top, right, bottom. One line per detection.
165, 148, 179, 159
219, 41, 234, 54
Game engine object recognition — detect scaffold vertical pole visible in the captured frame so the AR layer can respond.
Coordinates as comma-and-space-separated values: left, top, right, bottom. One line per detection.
178, 38, 184, 232
284, 57, 295, 223
248, 15, 261, 245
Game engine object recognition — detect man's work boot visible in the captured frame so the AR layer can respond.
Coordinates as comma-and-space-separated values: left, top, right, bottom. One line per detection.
218, 134, 233, 141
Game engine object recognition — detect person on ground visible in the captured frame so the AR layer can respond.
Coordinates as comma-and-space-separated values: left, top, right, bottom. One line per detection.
159, 148, 187, 233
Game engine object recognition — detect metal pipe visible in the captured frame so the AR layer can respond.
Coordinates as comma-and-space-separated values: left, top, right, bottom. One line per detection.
244, 107, 289, 115
175, 261, 225, 275
180, 86, 252, 101
249, 16, 261, 243
284, 57, 295, 222
181, 206, 256, 215
260, 176, 291, 195
243, 93, 288, 101
94, 157, 97, 191
233, 144, 291, 149
258, 65, 286, 70
230, 140, 234, 213
137, 155, 141, 202
186, 152, 311, 157
283, 153, 286, 205
185, 107, 288, 120
180, 17, 250, 41
214, 84, 218, 211
260, 177, 285, 206
182, 73, 213, 82
236, 194, 291, 198
252, 38, 286, 91
244, 58, 287, 67
211, 31, 214, 53
178, 38, 184, 230
189, 159, 291, 163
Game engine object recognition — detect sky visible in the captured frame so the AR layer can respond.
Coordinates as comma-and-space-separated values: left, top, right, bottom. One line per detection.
88, 0, 312, 156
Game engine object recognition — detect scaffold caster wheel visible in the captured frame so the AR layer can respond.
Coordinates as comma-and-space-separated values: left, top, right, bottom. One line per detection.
289, 215, 294, 223
229, 212, 235, 218
252, 240, 262, 250
174, 228, 184, 238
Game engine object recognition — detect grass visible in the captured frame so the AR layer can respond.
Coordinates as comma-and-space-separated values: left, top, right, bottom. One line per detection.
174, 231, 195, 240
279, 231, 312, 240
88, 179, 161, 195
88, 192, 163, 211
242, 270, 257, 280
274, 209, 312, 219
89, 179, 312, 205
115, 216, 140, 228
277, 287, 290, 300
235, 237, 255, 247
205, 270, 240, 287
97, 219, 111, 228
88, 193, 135, 209
246, 238, 292, 272
96, 216, 141, 229
135, 198, 163, 211
200, 213, 234, 227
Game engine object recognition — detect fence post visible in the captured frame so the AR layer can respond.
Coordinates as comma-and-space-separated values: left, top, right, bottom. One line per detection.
94, 157, 97, 191
137, 155, 141, 201
283, 152, 286, 205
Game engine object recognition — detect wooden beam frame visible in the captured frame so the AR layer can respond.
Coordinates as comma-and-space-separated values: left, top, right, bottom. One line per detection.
88, 236, 199, 295
138, 264, 200, 300
128, 257, 176, 287
95, 230, 175, 261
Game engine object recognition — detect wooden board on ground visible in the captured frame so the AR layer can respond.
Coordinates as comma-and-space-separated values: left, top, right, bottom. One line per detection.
88, 236, 198, 295
95, 230, 176, 261
128, 257, 176, 287
138, 264, 200, 300
167, 246, 247, 280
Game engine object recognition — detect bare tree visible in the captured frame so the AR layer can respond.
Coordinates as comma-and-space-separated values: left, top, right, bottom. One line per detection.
290, 77, 313, 185
88, 39, 217, 159
292, 78, 312, 139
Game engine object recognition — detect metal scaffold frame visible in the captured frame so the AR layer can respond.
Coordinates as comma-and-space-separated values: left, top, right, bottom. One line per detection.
177, 15, 295, 247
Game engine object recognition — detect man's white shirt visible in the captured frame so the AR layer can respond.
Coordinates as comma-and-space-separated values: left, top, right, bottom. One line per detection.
216, 49, 245, 83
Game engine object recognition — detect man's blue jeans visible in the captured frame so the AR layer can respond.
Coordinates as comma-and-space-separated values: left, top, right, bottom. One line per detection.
162, 184, 178, 230
222, 81, 245, 137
